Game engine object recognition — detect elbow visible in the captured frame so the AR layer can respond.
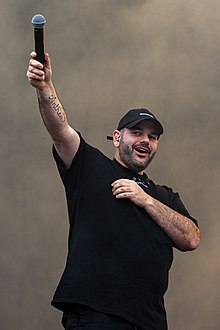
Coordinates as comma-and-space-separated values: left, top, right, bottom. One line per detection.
187, 236, 200, 251
191, 227, 201, 250
183, 229, 201, 251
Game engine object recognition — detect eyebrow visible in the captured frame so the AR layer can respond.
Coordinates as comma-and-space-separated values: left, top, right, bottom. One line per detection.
129, 126, 159, 137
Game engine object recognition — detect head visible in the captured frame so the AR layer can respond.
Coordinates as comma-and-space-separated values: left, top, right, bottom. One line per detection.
108, 108, 164, 174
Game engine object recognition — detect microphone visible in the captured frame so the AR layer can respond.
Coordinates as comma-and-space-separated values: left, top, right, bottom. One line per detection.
31, 14, 46, 64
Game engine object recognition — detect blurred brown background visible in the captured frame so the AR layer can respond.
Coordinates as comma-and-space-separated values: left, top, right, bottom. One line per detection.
0, 0, 219, 329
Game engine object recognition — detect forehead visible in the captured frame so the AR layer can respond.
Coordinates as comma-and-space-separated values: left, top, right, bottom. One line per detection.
130, 120, 158, 132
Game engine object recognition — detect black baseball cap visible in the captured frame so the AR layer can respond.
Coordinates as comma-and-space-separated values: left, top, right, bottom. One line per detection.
107, 108, 164, 140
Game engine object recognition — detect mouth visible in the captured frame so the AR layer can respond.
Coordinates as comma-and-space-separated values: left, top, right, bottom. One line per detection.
134, 146, 151, 157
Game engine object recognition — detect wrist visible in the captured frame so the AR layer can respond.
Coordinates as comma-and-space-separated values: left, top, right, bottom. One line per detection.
37, 81, 54, 98
143, 194, 155, 212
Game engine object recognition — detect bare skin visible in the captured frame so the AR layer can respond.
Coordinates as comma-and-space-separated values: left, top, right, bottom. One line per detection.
27, 52, 80, 168
113, 122, 158, 174
27, 52, 200, 251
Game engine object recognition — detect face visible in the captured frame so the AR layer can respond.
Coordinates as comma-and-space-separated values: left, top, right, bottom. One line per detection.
114, 121, 159, 174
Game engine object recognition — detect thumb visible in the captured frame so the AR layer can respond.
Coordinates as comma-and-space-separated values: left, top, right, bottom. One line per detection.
43, 53, 52, 81
44, 52, 51, 70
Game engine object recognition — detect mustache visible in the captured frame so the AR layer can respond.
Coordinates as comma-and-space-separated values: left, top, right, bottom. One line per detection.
134, 143, 151, 153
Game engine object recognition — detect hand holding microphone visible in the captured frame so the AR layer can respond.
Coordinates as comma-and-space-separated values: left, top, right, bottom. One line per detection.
27, 14, 52, 89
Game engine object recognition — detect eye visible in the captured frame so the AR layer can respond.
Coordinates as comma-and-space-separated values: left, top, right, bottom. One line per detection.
132, 130, 142, 136
149, 134, 158, 141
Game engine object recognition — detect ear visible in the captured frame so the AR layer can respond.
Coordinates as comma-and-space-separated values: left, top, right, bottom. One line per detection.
112, 130, 121, 147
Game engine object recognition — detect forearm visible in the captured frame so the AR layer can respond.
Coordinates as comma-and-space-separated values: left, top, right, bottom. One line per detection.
112, 179, 200, 251
144, 195, 200, 251
37, 83, 80, 168
36, 82, 69, 142
27, 52, 80, 168
27, 52, 70, 142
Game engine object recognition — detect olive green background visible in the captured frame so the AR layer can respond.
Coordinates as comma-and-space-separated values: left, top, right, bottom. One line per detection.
0, 1, 219, 329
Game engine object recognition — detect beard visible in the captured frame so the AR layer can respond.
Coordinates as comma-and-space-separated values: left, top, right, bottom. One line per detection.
118, 139, 156, 173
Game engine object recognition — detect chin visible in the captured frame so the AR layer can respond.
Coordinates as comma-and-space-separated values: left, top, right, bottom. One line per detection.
130, 162, 147, 173
133, 157, 149, 169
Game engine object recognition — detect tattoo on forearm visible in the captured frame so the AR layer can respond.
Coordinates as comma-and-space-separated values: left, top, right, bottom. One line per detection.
48, 94, 65, 122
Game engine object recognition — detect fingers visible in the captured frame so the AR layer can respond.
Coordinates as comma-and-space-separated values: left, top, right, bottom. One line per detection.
112, 179, 135, 198
27, 51, 53, 89
27, 52, 44, 79
112, 179, 134, 189
30, 51, 37, 59
29, 51, 50, 67
27, 64, 45, 80
112, 179, 148, 209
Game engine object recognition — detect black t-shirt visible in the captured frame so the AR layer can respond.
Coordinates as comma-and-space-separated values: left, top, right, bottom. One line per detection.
51, 135, 198, 330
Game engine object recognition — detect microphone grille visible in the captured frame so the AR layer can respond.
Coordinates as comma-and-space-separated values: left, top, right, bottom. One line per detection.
31, 14, 46, 28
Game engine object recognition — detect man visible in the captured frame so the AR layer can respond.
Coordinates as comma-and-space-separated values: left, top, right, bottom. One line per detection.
27, 52, 200, 330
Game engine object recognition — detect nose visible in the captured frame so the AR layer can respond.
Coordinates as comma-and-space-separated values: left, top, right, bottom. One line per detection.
140, 133, 150, 144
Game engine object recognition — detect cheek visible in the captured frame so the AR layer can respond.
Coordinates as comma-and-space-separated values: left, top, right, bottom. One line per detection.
151, 142, 158, 153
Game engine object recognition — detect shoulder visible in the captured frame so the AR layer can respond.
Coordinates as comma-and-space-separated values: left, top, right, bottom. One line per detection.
148, 180, 179, 207
53, 133, 107, 169
151, 180, 175, 198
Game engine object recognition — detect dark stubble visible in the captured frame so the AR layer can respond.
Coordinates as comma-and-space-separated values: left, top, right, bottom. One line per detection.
118, 138, 156, 173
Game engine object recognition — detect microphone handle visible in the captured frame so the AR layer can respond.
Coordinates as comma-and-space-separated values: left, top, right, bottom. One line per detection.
34, 27, 45, 64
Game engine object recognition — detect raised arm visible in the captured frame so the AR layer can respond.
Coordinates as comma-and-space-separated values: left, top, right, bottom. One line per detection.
27, 52, 80, 168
